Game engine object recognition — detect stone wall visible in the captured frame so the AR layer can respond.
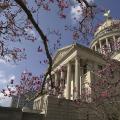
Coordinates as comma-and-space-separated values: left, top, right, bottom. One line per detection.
22, 112, 43, 120
34, 95, 120, 120
46, 96, 79, 120
0, 107, 44, 120
0, 107, 22, 120
34, 95, 97, 120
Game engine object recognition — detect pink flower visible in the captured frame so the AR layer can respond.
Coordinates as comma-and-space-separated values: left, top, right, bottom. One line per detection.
101, 91, 108, 97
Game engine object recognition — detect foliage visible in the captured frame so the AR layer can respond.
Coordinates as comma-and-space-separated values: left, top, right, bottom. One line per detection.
0, 0, 103, 96
1, 70, 42, 101
1, 1, 120, 119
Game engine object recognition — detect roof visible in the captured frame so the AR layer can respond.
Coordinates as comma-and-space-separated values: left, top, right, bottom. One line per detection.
52, 43, 105, 69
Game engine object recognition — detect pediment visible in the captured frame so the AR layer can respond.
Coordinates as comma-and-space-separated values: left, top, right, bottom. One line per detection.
53, 44, 74, 66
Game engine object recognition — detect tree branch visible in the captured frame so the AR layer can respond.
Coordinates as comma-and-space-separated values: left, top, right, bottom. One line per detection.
14, 0, 52, 94
76, 0, 96, 8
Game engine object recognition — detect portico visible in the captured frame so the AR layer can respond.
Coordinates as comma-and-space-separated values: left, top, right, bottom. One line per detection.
53, 57, 82, 99
45, 44, 105, 100
33, 43, 107, 113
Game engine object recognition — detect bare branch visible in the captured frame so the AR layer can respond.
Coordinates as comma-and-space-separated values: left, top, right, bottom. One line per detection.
14, 0, 53, 94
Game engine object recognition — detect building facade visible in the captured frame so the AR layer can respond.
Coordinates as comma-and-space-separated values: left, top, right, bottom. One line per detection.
33, 18, 120, 115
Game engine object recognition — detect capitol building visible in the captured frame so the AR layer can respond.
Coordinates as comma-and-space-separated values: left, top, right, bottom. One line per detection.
33, 18, 120, 120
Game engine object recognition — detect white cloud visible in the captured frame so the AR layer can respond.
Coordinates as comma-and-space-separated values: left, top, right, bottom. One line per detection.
0, 71, 7, 84
0, 71, 15, 84
0, 58, 16, 68
0, 95, 12, 107
0, 73, 15, 107
0, 93, 5, 100
8, 75, 15, 81
0, 71, 5, 78
71, 5, 82, 23
0, 79, 7, 84
0, 59, 6, 64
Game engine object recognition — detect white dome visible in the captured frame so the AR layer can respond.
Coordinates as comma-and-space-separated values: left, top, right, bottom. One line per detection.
95, 19, 120, 36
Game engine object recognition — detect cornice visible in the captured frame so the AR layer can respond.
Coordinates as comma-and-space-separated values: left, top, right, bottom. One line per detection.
52, 46, 75, 69
52, 43, 105, 70
90, 29, 120, 48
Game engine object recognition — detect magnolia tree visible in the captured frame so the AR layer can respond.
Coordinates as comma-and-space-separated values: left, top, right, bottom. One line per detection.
89, 58, 120, 120
36, 44, 120, 120
48, 55, 120, 120
1, 70, 43, 108
1, 0, 120, 119
2, 54, 120, 119
0, 0, 104, 96
15, 71, 42, 99
73, 54, 120, 120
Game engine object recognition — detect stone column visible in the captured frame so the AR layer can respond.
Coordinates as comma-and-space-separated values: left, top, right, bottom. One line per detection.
99, 40, 102, 53
74, 57, 80, 99
86, 61, 93, 101
45, 78, 49, 92
33, 101, 36, 110
38, 100, 40, 110
105, 38, 110, 52
60, 70, 65, 87
37, 101, 39, 110
106, 38, 109, 47
54, 72, 59, 95
79, 75, 82, 99
55, 72, 58, 87
94, 44, 97, 51
59, 69, 65, 98
71, 69, 74, 100
113, 36, 116, 50
66, 62, 71, 99
61, 70, 65, 81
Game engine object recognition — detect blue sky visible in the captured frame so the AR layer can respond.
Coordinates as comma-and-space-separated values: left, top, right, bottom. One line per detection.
0, 0, 120, 107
